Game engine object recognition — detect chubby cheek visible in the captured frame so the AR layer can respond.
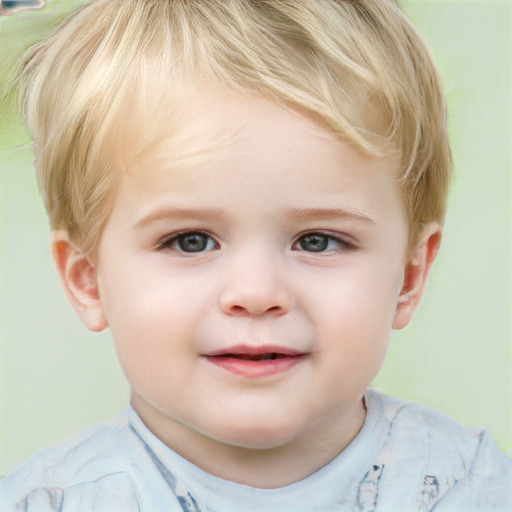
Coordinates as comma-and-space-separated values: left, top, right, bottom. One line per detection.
315, 306, 390, 391
307, 264, 401, 382
99, 272, 201, 388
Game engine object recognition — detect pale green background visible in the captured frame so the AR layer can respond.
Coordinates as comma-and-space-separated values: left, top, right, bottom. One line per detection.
0, 0, 510, 476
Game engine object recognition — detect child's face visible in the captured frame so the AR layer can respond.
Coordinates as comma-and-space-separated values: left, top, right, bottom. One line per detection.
84, 90, 413, 450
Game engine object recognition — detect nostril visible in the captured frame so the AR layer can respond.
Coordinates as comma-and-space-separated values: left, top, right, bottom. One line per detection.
225, 303, 286, 317
229, 305, 247, 315
219, 282, 293, 317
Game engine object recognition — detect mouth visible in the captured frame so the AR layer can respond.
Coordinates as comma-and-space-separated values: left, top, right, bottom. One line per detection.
204, 345, 307, 378
217, 352, 296, 361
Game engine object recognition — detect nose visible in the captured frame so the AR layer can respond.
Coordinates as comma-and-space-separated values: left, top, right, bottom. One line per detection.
219, 252, 294, 317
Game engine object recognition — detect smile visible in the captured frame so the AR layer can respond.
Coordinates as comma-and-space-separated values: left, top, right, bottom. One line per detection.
222, 352, 289, 361
204, 345, 308, 378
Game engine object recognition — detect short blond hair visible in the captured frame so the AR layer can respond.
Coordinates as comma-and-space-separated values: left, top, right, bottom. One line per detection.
17, 0, 452, 253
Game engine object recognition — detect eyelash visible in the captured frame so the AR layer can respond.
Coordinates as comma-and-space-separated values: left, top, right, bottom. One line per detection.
291, 231, 356, 253
156, 230, 355, 255
156, 231, 219, 254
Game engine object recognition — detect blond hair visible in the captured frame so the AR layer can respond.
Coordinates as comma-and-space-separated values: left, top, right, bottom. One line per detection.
17, 0, 452, 253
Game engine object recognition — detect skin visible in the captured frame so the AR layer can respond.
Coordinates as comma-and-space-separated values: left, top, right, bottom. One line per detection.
53, 89, 441, 488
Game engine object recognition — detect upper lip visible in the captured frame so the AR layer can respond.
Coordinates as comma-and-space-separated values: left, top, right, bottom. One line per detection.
205, 344, 306, 358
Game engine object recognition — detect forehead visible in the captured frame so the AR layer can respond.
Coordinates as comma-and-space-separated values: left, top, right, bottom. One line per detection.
118, 83, 394, 182
119, 86, 331, 173
109, 87, 406, 231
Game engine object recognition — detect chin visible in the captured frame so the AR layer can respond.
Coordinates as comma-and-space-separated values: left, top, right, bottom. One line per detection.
210, 418, 305, 450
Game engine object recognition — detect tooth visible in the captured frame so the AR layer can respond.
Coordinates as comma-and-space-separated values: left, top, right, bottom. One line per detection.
225, 353, 289, 361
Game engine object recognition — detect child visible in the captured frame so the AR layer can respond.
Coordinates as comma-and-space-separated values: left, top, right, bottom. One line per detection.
1, 0, 511, 510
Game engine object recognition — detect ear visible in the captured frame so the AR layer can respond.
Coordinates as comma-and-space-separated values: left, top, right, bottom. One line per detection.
51, 231, 108, 332
392, 223, 442, 330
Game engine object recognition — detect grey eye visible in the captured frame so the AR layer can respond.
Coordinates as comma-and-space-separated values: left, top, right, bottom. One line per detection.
175, 232, 213, 252
294, 232, 353, 253
157, 231, 218, 254
298, 234, 330, 252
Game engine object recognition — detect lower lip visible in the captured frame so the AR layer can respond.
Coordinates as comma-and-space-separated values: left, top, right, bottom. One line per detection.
205, 355, 307, 378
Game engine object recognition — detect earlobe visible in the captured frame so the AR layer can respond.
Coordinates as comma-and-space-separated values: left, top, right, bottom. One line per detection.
51, 231, 108, 332
392, 224, 442, 330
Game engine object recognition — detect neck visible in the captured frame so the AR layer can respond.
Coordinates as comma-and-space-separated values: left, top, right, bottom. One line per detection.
131, 395, 367, 489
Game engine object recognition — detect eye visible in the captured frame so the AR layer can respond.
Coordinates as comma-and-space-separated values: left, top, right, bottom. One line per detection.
293, 232, 352, 253
158, 231, 218, 253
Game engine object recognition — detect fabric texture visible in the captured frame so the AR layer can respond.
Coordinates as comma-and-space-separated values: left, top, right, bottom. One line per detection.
1, 388, 511, 511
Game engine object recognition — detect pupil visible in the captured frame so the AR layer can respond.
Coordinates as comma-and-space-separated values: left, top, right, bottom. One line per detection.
301, 234, 328, 252
179, 233, 207, 252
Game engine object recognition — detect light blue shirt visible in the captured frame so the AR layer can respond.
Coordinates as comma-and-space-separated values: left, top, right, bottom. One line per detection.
1, 388, 511, 511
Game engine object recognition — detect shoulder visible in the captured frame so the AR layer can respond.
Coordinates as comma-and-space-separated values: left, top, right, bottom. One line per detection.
0, 408, 149, 511
365, 388, 512, 510
367, 387, 511, 472
2, 408, 136, 479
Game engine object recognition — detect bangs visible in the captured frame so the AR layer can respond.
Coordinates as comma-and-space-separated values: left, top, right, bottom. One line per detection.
17, 0, 451, 251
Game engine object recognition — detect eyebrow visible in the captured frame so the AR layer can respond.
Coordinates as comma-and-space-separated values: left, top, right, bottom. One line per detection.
279, 207, 376, 225
133, 206, 227, 228
133, 205, 376, 229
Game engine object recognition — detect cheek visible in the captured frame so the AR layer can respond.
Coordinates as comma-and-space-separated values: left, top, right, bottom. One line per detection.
100, 269, 212, 376
302, 259, 402, 371
100, 259, 210, 325
306, 260, 402, 327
